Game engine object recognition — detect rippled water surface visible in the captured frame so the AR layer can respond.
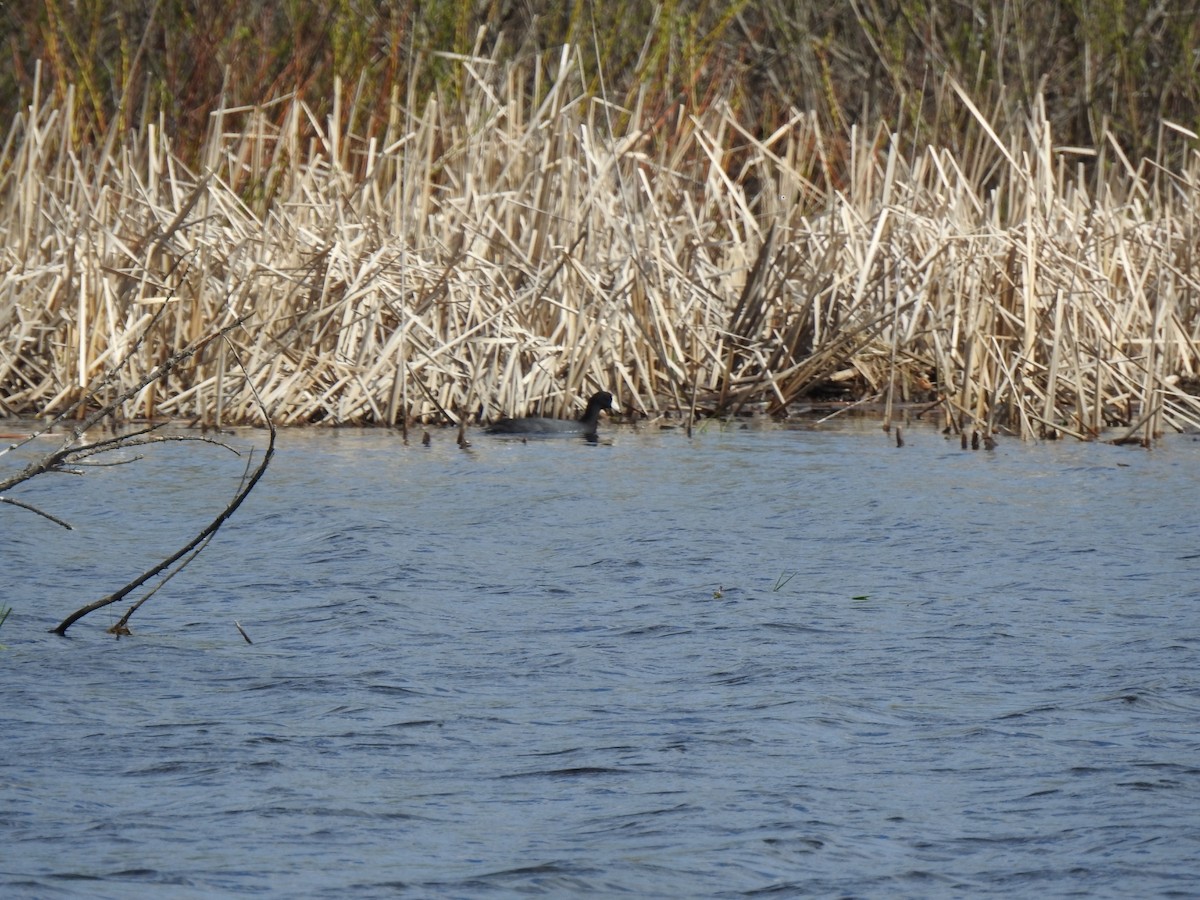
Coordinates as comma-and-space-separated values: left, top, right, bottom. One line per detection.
3, 420, 1200, 897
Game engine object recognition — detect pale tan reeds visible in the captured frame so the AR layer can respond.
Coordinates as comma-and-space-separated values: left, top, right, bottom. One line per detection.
3, 49, 1200, 440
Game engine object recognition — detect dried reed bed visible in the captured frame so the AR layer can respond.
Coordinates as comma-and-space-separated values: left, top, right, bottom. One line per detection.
3, 49, 1200, 441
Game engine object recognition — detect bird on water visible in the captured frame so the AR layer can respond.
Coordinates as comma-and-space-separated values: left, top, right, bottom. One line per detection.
485, 391, 618, 438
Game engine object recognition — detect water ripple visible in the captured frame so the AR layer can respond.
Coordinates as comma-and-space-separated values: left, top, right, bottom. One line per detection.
4, 426, 1200, 897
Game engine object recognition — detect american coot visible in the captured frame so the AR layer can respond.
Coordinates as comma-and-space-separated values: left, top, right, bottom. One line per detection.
486, 391, 618, 437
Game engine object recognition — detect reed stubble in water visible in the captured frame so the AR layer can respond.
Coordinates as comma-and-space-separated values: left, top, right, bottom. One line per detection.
3, 50, 1200, 442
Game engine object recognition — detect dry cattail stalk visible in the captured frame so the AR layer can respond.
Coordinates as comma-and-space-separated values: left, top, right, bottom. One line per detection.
3, 52, 1200, 441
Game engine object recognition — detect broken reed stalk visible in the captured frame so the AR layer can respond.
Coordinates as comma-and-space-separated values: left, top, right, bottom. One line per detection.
3, 49, 1200, 438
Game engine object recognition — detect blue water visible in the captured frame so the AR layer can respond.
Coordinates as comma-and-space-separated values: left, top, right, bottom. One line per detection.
3, 421, 1199, 897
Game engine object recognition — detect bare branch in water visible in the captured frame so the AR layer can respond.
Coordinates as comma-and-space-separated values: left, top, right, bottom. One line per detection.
51, 334, 275, 637
51, 416, 274, 636
0, 314, 250, 496
0, 497, 74, 530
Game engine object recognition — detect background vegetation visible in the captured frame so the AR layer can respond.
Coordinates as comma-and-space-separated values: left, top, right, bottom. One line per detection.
7, 0, 1200, 167
2, 0, 1200, 440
